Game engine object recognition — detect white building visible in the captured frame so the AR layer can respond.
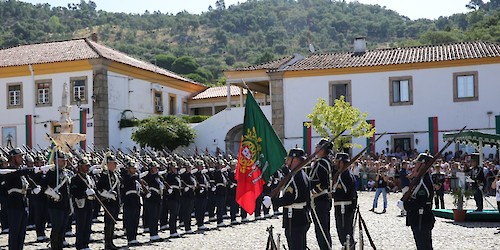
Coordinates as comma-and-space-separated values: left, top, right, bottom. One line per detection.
193, 40, 500, 157
0, 36, 206, 150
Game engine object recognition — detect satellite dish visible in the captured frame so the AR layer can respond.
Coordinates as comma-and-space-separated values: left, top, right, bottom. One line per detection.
308, 43, 316, 53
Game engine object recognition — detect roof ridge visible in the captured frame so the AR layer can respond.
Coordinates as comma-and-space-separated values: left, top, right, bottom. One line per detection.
84, 38, 104, 58
1, 37, 86, 50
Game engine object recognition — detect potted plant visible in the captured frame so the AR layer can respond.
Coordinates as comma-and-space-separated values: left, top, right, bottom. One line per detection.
451, 187, 474, 222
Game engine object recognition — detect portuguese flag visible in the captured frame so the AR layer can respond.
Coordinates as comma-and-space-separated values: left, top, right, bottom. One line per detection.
236, 91, 286, 214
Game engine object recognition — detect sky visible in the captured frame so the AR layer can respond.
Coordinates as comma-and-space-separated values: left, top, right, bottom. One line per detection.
21, 0, 479, 20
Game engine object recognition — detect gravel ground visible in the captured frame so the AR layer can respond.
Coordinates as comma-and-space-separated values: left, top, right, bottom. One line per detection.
2, 192, 499, 250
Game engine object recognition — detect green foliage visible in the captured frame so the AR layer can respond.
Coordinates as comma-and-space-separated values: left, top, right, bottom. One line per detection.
171, 56, 199, 74
307, 97, 375, 150
452, 187, 474, 210
153, 54, 176, 70
131, 116, 196, 151
180, 115, 210, 123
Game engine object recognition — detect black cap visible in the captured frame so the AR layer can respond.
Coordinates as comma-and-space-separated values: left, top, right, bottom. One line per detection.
8, 148, 23, 157
335, 153, 350, 163
34, 154, 45, 162
415, 153, 433, 163
470, 153, 480, 162
288, 148, 306, 159
56, 151, 67, 160
106, 154, 117, 163
78, 157, 90, 166
316, 138, 333, 152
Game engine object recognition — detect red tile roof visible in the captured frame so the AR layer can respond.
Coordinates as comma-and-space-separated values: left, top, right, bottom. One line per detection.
192, 85, 247, 100
231, 55, 295, 71
0, 38, 204, 86
281, 41, 500, 71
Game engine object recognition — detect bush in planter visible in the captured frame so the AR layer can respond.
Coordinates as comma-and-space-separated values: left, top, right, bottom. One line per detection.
452, 187, 474, 210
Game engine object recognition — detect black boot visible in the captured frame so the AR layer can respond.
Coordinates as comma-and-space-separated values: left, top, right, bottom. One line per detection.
104, 225, 119, 250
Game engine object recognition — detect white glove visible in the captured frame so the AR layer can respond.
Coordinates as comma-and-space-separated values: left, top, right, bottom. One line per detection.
100, 190, 116, 200
35, 164, 53, 174
200, 188, 204, 193
146, 192, 152, 199
397, 200, 404, 210
85, 188, 96, 196
184, 187, 190, 192
167, 188, 173, 194
33, 185, 41, 195
262, 196, 272, 208
34, 167, 42, 174
92, 168, 102, 175
211, 187, 216, 192
230, 183, 236, 188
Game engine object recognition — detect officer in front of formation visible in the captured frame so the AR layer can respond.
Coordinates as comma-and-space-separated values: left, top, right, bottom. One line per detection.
431, 164, 445, 209
264, 148, 310, 250
70, 157, 96, 250
332, 152, 357, 249
309, 138, 333, 250
399, 153, 435, 250
42, 150, 71, 250
97, 153, 121, 250
466, 153, 485, 211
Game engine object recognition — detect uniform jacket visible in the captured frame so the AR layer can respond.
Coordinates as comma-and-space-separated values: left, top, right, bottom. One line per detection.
404, 173, 435, 227
42, 168, 71, 210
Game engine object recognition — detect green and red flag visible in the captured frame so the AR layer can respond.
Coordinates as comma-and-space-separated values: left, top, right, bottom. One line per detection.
236, 91, 286, 215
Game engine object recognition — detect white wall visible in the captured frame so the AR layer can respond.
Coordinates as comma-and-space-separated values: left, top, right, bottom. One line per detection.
283, 63, 500, 155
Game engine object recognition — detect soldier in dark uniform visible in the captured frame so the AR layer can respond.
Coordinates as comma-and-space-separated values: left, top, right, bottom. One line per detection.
143, 161, 164, 242
42, 150, 71, 250
96, 153, 121, 250
206, 159, 217, 222
180, 162, 197, 234
309, 138, 333, 250
31, 154, 50, 242
226, 160, 239, 225
70, 157, 96, 250
399, 153, 436, 250
466, 153, 485, 211
193, 159, 209, 231
431, 165, 445, 209
165, 162, 182, 238
263, 148, 310, 250
120, 157, 142, 246
332, 153, 357, 248
0, 154, 10, 234
2, 148, 39, 250
213, 159, 228, 227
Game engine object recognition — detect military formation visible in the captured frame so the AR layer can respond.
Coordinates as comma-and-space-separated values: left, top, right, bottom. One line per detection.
0, 137, 483, 250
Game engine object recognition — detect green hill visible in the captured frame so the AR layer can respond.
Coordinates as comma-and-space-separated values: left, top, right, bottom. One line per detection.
1, 0, 499, 84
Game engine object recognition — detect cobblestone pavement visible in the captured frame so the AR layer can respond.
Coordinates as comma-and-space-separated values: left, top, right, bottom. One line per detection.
1, 192, 499, 249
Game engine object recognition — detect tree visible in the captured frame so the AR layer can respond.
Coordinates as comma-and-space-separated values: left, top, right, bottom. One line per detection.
171, 56, 199, 74
153, 54, 176, 70
131, 116, 196, 151
307, 96, 375, 150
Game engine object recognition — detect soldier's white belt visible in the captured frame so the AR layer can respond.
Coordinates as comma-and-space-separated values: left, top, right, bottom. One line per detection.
312, 189, 329, 199
333, 201, 352, 206
169, 185, 180, 189
285, 202, 306, 209
125, 190, 138, 195
149, 187, 162, 194
216, 183, 226, 187
8, 188, 26, 195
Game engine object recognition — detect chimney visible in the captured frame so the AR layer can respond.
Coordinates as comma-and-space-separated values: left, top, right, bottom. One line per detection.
354, 37, 366, 53
89, 33, 98, 42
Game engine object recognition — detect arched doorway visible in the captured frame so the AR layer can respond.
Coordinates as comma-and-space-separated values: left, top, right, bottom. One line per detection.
225, 124, 243, 156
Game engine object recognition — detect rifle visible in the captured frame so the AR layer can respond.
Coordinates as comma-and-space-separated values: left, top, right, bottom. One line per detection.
401, 126, 467, 202
332, 132, 386, 185
64, 141, 118, 224
270, 129, 347, 198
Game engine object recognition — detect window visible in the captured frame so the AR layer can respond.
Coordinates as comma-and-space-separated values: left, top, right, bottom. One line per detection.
169, 94, 177, 115
329, 80, 351, 105
7, 83, 23, 108
389, 76, 413, 106
36, 80, 52, 106
70, 76, 88, 105
154, 91, 163, 114
453, 71, 478, 102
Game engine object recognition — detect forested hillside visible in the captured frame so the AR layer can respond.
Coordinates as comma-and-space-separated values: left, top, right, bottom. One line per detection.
1, 0, 499, 84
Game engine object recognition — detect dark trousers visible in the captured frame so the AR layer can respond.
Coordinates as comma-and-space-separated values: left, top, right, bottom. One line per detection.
181, 197, 194, 231
74, 207, 93, 250
228, 194, 239, 221
215, 195, 226, 224
194, 196, 207, 227
48, 208, 69, 250
411, 223, 434, 250
334, 204, 355, 247
7, 207, 28, 250
240, 208, 247, 220
284, 212, 310, 250
123, 205, 140, 242
168, 199, 180, 234
145, 200, 161, 236
206, 192, 216, 218
434, 191, 445, 209
103, 202, 119, 247
473, 186, 483, 211
32, 196, 48, 237
0, 194, 9, 230
311, 198, 332, 250
159, 195, 169, 227
142, 200, 149, 229
255, 195, 263, 217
